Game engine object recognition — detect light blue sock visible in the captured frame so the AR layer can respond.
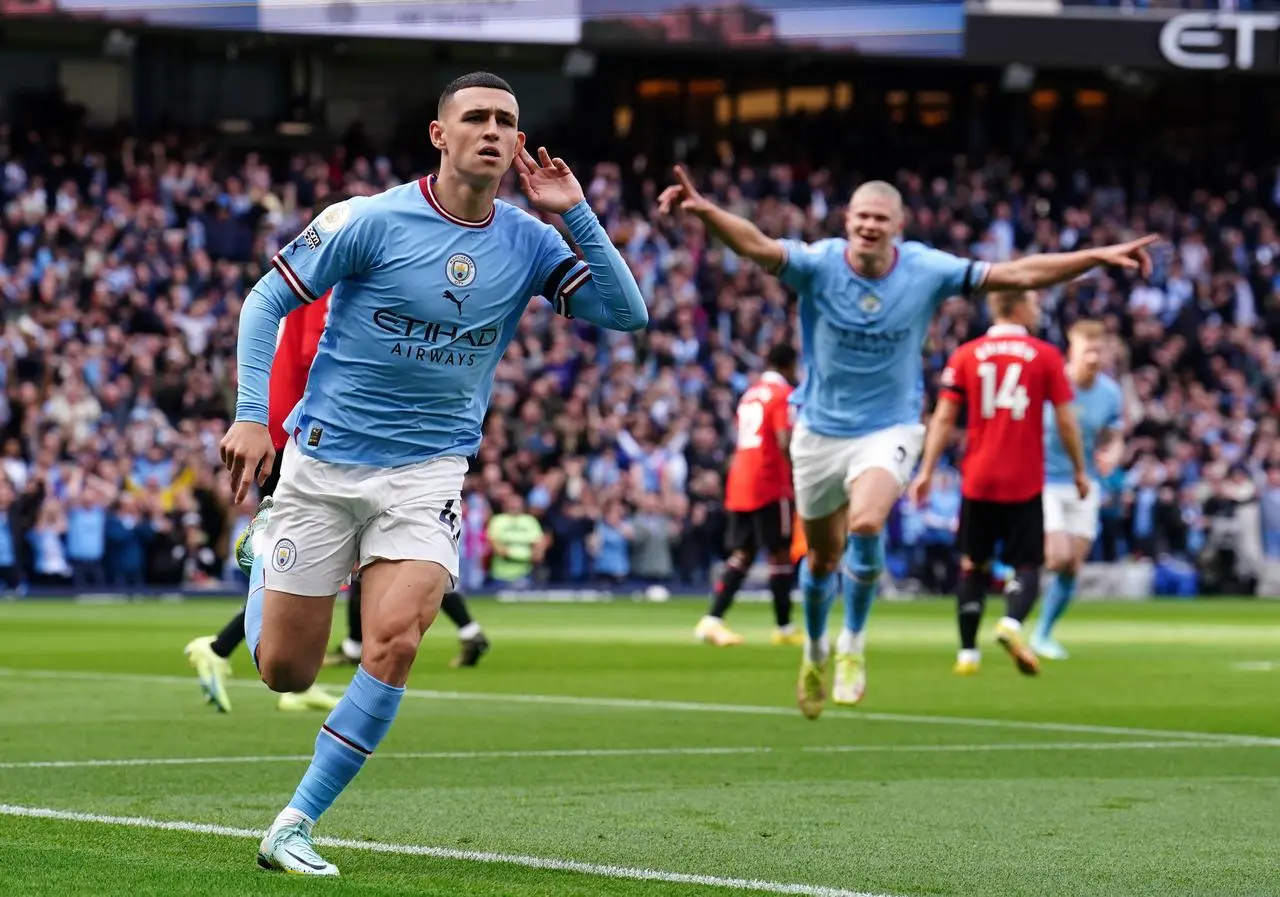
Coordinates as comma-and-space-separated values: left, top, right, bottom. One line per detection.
1036, 572, 1076, 640
288, 665, 405, 822
244, 551, 265, 672
798, 558, 838, 643
842, 532, 882, 634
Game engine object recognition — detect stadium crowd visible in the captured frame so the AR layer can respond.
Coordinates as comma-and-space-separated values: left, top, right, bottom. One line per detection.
0, 120, 1278, 594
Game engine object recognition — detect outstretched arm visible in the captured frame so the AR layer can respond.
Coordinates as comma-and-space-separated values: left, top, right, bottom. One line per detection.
658, 165, 785, 271
984, 235, 1158, 291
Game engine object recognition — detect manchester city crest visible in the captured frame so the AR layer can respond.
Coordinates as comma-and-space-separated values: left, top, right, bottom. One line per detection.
271, 538, 297, 573
446, 253, 477, 288
860, 293, 882, 314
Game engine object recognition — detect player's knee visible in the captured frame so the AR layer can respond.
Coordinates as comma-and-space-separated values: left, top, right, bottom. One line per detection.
362, 629, 422, 678
1045, 549, 1076, 574
258, 651, 318, 694
846, 511, 884, 538
805, 549, 840, 579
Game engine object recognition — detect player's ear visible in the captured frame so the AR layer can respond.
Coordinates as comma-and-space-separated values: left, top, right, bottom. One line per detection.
515, 131, 527, 156
429, 120, 446, 153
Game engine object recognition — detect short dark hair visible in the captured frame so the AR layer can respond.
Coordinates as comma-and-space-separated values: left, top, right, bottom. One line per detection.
992, 289, 1033, 320
438, 72, 515, 117
767, 342, 798, 371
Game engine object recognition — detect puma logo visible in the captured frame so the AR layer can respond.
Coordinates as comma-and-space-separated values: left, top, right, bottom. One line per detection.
443, 289, 470, 315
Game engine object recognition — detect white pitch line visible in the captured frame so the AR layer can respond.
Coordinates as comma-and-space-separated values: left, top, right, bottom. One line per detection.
0, 746, 774, 770
2, 667, 1278, 746
0, 803, 897, 897
1, 739, 1272, 771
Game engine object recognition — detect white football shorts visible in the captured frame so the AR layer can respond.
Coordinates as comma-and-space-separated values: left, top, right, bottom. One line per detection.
262, 439, 467, 597
1042, 480, 1101, 541
790, 421, 925, 521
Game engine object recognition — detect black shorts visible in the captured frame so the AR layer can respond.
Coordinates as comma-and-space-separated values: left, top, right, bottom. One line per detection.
726, 500, 793, 556
260, 449, 285, 499
957, 494, 1044, 570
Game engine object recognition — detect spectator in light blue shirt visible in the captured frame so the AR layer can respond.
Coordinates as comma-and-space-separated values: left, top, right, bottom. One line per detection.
590, 501, 633, 584
66, 484, 109, 588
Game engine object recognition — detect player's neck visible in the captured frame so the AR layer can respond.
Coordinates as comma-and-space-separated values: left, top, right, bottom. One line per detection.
845, 245, 897, 279
431, 170, 498, 224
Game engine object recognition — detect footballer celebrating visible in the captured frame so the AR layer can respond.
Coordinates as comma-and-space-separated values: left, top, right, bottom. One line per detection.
220, 72, 647, 876
660, 166, 1154, 718
911, 290, 1086, 676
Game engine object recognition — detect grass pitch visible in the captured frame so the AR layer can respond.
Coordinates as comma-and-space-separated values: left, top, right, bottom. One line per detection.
0, 596, 1278, 896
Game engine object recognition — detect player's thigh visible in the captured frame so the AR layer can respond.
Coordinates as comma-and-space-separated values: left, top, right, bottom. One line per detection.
260, 589, 337, 687
801, 507, 847, 573
845, 423, 925, 532
1000, 496, 1046, 570
1071, 535, 1095, 568
1042, 487, 1076, 570
790, 423, 856, 523
358, 453, 466, 681
1066, 482, 1101, 556
724, 511, 759, 559
756, 500, 793, 558
957, 498, 999, 570
358, 559, 452, 687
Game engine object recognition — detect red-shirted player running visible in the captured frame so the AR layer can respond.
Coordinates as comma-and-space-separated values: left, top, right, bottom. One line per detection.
696, 344, 802, 647
909, 291, 1086, 677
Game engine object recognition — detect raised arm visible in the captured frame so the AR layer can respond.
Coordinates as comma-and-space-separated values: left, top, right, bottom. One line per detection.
517, 147, 648, 332
556, 201, 648, 331
984, 235, 1158, 291
658, 165, 785, 271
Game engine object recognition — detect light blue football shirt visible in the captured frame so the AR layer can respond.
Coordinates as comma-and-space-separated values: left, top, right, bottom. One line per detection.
1044, 371, 1123, 484
778, 239, 988, 439
235, 176, 645, 466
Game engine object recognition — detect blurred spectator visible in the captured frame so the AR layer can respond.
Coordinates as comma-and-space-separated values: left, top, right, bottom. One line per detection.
589, 500, 633, 584
486, 493, 548, 586
29, 499, 70, 586
105, 494, 152, 590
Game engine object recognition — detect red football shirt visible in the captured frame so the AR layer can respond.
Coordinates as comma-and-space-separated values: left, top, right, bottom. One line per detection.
939, 325, 1073, 503
268, 290, 330, 451
725, 372, 795, 512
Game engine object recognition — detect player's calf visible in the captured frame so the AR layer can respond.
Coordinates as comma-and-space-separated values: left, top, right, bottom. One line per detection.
955, 559, 986, 672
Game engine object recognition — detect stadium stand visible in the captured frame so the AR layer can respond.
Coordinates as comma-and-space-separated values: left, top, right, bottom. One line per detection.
0, 116, 1278, 595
